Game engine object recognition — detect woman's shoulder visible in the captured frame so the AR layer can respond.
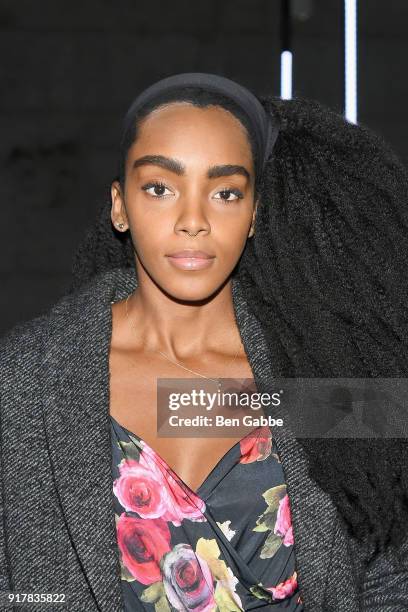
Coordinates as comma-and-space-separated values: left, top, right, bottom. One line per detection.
0, 268, 120, 377
0, 312, 50, 415
0, 269, 115, 354
0, 311, 49, 366
0, 288, 84, 375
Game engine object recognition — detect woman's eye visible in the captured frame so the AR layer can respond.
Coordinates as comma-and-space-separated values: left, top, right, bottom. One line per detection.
214, 188, 244, 202
141, 183, 243, 202
141, 182, 173, 198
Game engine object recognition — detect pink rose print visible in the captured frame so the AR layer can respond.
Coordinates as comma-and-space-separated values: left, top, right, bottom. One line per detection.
113, 459, 172, 519
266, 571, 298, 600
239, 426, 272, 463
116, 514, 171, 585
274, 494, 294, 546
139, 442, 207, 526
113, 450, 206, 526
161, 543, 215, 612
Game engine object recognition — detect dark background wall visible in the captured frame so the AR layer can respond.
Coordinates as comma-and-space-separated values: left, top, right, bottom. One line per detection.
1, 0, 407, 334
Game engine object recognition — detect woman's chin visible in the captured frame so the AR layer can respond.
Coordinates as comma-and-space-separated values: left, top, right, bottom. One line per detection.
157, 275, 228, 303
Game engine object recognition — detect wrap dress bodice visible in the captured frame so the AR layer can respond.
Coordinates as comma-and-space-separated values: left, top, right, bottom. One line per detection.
110, 415, 304, 611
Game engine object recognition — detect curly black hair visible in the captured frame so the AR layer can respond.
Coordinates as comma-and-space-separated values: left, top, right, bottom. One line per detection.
67, 88, 408, 564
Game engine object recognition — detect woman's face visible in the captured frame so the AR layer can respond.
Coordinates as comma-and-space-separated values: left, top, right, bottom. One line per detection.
111, 101, 258, 301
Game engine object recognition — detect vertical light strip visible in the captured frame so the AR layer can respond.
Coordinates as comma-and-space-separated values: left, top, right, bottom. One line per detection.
280, 0, 292, 100
344, 0, 358, 123
281, 50, 293, 99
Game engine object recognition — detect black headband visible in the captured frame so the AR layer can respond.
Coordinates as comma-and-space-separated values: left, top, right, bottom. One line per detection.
121, 72, 280, 177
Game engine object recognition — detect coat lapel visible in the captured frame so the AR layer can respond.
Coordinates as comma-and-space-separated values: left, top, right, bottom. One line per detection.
42, 265, 348, 610
231, 276, 352, 610
42, 267, 136, 610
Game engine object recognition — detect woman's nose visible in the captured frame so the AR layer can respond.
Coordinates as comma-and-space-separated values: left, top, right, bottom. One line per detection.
174, 197, 211, 237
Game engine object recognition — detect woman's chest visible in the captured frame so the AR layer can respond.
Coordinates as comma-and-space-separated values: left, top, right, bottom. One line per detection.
109, 350, 253, 494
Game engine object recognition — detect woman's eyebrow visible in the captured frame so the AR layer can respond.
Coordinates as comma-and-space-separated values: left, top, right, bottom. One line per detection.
131, 155, 250, 180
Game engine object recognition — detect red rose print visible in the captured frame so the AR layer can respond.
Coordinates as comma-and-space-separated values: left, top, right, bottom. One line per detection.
266, 571, 298, 600
239, 426, 272, 463
116, 514, 171, 585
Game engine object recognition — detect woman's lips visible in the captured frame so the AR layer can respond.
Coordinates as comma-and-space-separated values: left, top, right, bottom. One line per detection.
166, 256, 215, 270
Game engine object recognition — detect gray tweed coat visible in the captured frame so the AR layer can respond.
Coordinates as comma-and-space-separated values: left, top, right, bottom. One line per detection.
1, 266, 407, 611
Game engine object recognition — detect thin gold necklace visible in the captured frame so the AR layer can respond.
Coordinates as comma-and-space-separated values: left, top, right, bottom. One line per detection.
124, 293, 243, 388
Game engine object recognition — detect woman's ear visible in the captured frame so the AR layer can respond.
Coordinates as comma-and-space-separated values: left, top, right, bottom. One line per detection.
111, 180, 129, 232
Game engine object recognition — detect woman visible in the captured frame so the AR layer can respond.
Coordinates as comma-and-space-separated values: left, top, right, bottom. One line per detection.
1, 72, 408, 611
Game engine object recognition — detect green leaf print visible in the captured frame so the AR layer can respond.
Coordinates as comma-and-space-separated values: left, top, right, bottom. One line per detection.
140, 581, 171, 611
253, 484, 288, 559
254, 484, 287, 531
260, 531, 283, 559
214, 583, 242, 611
117, 440, 141, 463
252, 523, 269, 533
262, 484, 287, 508
255, 507, 278, 531
249, 584, 273, 603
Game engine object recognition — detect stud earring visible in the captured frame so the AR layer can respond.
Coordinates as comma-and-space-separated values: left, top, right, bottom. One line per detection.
116, 222, 125, 230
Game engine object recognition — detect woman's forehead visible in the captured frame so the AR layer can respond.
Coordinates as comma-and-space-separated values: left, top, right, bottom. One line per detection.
135, 104, 254, 159
140, 101, 248, 132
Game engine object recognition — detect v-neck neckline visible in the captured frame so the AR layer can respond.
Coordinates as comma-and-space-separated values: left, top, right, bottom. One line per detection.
110, 414, 252, 498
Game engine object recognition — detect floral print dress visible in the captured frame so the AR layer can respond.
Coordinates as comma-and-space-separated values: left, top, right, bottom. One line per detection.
111, 415, 304, 611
